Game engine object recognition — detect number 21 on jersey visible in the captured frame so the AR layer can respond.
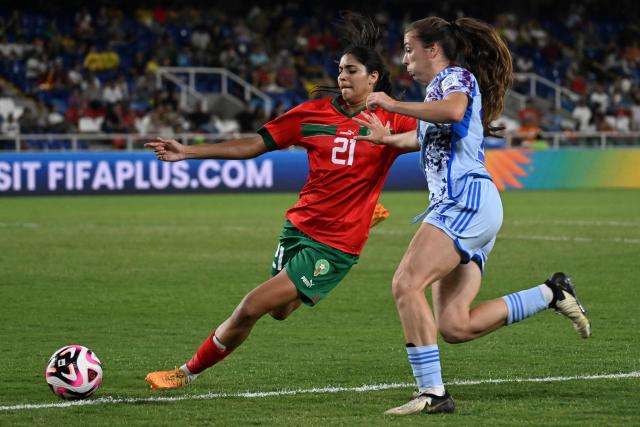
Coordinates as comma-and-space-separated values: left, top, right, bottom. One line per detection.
332, 137, 355, 166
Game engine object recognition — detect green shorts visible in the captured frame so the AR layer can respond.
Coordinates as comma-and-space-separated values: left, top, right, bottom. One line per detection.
271, 220, 359, 306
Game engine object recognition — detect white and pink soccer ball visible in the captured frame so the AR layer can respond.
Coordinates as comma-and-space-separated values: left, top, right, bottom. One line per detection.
45, 345, 103, 400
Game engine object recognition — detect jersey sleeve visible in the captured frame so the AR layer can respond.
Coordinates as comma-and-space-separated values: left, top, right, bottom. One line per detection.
440, 69, 475, 99
256, 105, 304, 151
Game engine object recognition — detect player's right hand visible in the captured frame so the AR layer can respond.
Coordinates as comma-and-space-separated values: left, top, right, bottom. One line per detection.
365, 91, 396, 111
145, 138, 186, 162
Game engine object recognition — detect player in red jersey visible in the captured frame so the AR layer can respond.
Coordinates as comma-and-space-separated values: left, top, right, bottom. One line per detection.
144, 13, 416, 390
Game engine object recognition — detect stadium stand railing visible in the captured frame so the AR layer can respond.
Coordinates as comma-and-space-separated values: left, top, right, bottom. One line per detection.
513, 72, 580, 111
503, 130, 640, 149
2, 131, 640, 152
0, 132, 253, 152
156, 67, 273, 118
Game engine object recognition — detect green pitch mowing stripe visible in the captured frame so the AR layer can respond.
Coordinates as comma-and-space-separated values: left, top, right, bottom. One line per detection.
1, 371, 638, 412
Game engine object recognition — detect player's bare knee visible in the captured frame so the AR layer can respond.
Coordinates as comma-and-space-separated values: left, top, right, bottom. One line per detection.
234, 297, 266, 325
440, 330, 466, 344
268, 310, 289, 321
391, 268, 428, 301
439, 325, 471, 344
391, 269, 412, 300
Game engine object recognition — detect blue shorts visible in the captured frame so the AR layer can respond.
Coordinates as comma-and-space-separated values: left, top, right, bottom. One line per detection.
424, 178, 503, 272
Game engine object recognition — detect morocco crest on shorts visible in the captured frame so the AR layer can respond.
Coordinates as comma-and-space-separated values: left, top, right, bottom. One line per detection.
314, 259, 330, 277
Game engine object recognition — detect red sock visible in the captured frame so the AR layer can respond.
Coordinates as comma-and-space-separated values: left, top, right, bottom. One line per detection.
186, 331, 231, 374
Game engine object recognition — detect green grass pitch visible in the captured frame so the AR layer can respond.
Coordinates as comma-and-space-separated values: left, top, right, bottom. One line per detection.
1, 190, 638, 425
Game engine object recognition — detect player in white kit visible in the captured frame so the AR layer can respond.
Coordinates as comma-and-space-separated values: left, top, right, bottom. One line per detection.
355, 16, 592, 415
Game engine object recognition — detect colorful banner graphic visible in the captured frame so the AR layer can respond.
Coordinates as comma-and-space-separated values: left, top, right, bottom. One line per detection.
485, 149, 640, 190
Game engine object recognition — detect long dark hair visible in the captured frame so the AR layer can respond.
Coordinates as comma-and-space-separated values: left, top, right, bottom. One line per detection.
314, 12, 393, 96
340, 12, 393, 95
406, 16, 513, 134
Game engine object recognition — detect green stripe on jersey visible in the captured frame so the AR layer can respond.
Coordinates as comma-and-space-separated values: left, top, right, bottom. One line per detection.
358, 126, 371, 136
257, 127, 278, 151
301, 123, 338, 137
357, 126, 395, 136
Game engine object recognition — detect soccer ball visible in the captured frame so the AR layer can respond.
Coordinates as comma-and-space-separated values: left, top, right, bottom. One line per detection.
45, 345, 103, 400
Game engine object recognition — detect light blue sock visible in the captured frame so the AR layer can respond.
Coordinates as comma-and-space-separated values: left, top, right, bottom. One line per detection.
503, 285, 549, 325
406, 344, 443, 393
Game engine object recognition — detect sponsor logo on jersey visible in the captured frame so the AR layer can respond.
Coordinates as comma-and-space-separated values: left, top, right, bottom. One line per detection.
313, 259, 330, 276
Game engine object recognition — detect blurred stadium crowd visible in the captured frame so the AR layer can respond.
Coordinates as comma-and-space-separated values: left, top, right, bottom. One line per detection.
0, 1, 639, 143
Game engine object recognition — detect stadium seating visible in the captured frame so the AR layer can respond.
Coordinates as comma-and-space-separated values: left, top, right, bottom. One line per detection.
0, 3, 638, 141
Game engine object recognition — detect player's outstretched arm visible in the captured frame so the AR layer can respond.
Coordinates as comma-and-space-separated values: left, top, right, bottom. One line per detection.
145, 135, 268, 162
365, 91, 468, 123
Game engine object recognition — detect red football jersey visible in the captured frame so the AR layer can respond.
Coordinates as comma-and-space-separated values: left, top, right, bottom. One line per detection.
257, 96, 416, 255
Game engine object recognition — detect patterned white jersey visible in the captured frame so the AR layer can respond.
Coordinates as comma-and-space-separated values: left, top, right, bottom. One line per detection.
418, 66, 492, 208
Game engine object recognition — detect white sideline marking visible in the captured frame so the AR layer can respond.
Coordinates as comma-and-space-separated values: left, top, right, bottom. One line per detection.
511, 219, 640, 228
5, 219, 639, 230
1, 371, 638, 412
372, 228, 640, 244
5, 221, 639, 244
500, 234, 640, 245
0, 222, 40, 228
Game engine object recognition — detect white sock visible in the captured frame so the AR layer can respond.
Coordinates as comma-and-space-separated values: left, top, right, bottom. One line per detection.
180, 364, 199, 380
420, 385, 445, 396
538, 284, 554, 306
